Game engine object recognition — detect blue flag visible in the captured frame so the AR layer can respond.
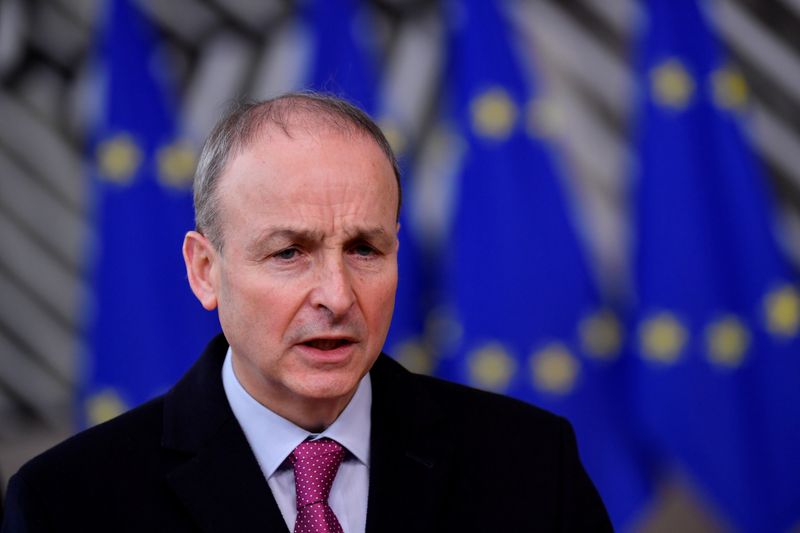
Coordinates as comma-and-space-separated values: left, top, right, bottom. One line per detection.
302, 0, 376, 111
82, 0, 219, 426
437, 0, 652, 526
631, 0, 800, 530
383, 177, 432, 373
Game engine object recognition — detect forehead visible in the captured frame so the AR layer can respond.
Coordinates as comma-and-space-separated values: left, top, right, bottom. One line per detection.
226, 125, 393, 191
216, 126, 398, 236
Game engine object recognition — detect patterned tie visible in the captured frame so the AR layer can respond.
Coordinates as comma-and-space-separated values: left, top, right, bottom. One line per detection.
289, 438, 346, 533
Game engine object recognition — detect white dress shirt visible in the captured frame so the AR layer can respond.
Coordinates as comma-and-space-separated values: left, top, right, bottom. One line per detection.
222, 348, 371, 532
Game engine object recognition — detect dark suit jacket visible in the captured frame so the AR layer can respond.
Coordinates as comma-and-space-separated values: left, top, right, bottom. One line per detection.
2, 334, 611, 532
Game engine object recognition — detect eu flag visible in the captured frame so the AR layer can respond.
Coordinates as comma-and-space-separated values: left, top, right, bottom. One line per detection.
383, 174, 431, 373
631, 0, 800, 530
82, 0, 219, 426
438, 0, 652, 526
302, 0, 377, 111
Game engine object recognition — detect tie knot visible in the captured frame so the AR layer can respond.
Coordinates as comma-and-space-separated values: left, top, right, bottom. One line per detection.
289, 438, 346, 508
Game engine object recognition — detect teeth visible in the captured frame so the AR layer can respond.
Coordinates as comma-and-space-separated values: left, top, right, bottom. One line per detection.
307, 339, 347, 350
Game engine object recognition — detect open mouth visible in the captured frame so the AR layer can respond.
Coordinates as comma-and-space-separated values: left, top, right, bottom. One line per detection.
301, 338, 354, 351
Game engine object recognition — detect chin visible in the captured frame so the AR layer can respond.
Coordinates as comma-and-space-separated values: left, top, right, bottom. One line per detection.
290, 368, 364, 401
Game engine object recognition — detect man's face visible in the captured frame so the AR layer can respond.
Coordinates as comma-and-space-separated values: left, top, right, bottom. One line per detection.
206, 127, 398, 414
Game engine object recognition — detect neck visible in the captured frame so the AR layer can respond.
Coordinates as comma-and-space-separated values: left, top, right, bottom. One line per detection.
230, 355, 355, 433
275, 394, 353, 433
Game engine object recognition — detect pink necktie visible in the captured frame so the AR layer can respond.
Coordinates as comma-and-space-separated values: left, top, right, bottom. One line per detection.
289, 438, 346, 533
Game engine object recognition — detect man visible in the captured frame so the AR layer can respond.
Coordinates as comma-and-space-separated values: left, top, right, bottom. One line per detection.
2, 93, 611, 532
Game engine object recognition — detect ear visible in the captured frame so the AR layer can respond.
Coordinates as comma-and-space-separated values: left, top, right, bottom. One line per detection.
395, 222, 401, 253
183, 230, 220, 310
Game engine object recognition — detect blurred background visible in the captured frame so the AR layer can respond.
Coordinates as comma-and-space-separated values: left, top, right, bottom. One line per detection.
1, 0, 799, 530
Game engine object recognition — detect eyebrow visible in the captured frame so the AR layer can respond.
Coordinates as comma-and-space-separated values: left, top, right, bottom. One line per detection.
246, 227, 322, 256
246, 226, 395, 256
343, 227, 395, 248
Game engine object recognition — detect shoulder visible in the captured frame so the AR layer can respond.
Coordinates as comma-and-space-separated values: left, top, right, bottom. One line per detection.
419, 368, 555, 412
4, 396, 179, 531
372, 354, 571, 447
370, 355, 612, 531
11, 395, 168, 497
14, 334, 231, 487
414, 369, 578, 460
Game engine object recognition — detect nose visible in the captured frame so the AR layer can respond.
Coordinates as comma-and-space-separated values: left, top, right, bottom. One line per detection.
309, 255, 356, 319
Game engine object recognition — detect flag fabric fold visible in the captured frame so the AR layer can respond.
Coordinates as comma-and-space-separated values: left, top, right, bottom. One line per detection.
302, 0, 377, 111
82, 0, 219, 426
631, 0, 800, 530
438, 0, 652, 526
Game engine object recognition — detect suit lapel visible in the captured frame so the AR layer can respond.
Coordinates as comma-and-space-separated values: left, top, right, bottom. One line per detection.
160, 337, 451, 532
365, 356, 452, 533
161, 334, 289, 533
165, 417, 288, 533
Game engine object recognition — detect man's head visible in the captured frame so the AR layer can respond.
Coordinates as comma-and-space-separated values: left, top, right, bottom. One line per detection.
193, 94, 402, 250
183, 93, 401, 431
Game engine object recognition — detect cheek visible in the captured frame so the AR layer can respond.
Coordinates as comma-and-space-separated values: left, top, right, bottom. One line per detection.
364, 276, 398, 326
217, 274, 272, 336
226, 275, 311, 339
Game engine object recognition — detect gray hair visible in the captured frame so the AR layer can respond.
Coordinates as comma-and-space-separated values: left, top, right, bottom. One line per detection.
193, 92, 402, 250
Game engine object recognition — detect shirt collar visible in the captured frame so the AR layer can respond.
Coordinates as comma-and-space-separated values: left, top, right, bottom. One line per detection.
222, 347, 371, 478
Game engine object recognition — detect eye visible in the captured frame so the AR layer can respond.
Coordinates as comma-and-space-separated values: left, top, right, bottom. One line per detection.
352, 243, 377, 257
274, 247, 299, 260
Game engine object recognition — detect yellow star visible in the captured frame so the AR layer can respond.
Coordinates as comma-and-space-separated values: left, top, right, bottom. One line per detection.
96, 133, 142, 183
705, 316, 749, 367
392, 338, 434, 375
765, 285, 800, 337
529, 343, 580, 395
468, 342, 516, 391
470, 87, 518, 140
639, 312, 687, 363
651, 58, 695, 110
157, 140, 197, 189
711, 65, 748, 111
85, 389, 127, 426
579, 309, 622, 360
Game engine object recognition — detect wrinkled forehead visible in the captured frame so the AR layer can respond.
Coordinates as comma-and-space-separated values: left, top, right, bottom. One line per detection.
234, 114, 396, 190
218, 123, 398, 218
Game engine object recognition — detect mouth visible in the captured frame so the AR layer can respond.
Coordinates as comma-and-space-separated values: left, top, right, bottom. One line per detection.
295, 336, 358, 364
300, 338, 355, 351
